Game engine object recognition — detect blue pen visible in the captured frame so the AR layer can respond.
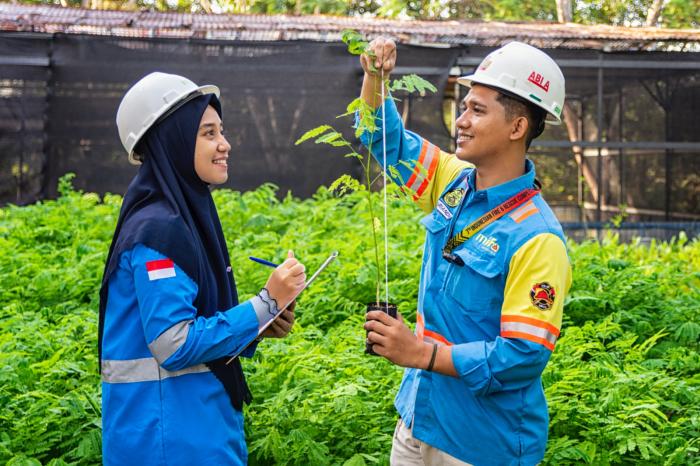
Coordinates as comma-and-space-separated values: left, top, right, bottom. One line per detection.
249, 256, 279, 268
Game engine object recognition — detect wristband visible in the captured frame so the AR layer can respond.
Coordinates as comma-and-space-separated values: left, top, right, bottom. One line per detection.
426, 343, 438, 372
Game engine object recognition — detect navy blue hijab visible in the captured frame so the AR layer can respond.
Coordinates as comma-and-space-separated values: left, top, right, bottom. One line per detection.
98, 93, 251, 411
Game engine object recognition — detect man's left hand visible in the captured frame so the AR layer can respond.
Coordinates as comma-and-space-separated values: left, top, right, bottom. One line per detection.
364, 310, 430, 368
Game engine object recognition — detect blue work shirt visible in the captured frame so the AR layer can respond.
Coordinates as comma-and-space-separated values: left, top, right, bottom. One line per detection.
101, 244, 272, 466
360, 98, 572, 465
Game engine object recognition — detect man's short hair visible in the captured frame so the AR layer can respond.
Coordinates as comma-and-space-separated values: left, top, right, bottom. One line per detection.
495, 92, 547, 151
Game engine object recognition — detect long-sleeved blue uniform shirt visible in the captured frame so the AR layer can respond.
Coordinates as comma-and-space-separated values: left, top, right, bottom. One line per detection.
360, 98, 572, 465
101, 244, 272, 466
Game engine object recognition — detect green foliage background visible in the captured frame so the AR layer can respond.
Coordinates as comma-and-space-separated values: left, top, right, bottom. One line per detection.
1, 176, 699, 465
17, 0, 699, 29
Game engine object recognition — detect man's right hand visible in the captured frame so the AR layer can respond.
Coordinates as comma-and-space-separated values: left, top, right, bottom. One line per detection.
360, 36, 397, 109
264, 250, 306, 309
360, 36, 397, 78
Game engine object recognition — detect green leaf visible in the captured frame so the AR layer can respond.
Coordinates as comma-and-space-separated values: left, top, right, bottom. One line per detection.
295, 125, 333, 145
389, 74, 437, 96
315, 131, 344, 145
342, 454, 367, 466
341, 29, 369, 56
6, 457, 42, 466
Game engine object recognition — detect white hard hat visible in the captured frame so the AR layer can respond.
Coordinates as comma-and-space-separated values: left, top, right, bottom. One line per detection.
458, 42, 565, 124
116, 72, 220, 165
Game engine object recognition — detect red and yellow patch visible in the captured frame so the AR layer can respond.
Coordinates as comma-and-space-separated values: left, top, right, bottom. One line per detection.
530, 282, 555, 310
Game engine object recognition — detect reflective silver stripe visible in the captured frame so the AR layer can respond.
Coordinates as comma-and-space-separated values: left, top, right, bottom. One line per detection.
406, 142, 438, 193
511, 200, 537, 219
148, 320, 192, 363
501, 321, 557, 346
101, 358, 210, 384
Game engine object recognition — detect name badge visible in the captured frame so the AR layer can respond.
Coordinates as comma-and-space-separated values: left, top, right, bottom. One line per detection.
436, 200, 453, 220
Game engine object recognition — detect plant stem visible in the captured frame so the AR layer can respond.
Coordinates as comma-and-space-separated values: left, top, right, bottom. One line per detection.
364, 150, 382, 304
364, 75, 383, 304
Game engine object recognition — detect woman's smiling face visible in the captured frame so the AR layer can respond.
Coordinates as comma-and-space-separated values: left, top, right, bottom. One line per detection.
194, 105, 231, 185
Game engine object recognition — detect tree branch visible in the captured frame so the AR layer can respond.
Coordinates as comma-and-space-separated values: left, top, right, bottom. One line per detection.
555, 0, 572, 23
645, 0, 666, 26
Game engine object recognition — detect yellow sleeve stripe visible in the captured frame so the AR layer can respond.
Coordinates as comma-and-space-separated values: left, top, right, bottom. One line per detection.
411, 149, 472, 213
501, 315, 559, 350
432, 152, 471, 199
402, 139, 473, 213
404, 139, 439, 199
500, 233, 572, 350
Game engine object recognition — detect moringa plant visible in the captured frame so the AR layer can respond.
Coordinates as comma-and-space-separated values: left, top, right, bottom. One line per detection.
295, 30, 436, 304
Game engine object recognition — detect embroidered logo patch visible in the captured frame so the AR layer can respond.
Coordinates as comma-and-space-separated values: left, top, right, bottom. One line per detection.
436, 200, 453, 220
474, 233, 500, 253
443, 188, 465, 208
530, 282, 555, 310
146, 259, 176, 281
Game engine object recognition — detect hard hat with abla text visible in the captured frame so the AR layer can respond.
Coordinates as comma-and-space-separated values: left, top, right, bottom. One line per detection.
458, 42, 565, 124
116, 72, 220, 165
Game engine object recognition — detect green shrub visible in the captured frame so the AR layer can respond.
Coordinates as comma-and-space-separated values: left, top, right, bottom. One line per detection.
1, 177, 698, 465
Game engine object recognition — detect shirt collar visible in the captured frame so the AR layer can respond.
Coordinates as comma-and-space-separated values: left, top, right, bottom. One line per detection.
467, 159, 537, 208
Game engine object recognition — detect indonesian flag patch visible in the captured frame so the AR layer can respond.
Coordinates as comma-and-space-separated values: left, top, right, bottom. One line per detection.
146, 259, 176, 281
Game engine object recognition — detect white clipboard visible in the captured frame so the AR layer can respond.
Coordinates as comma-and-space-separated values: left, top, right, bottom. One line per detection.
226, 251, 338, 364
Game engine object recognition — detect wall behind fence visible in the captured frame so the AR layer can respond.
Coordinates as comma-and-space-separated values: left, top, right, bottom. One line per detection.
0, 33, 459, 204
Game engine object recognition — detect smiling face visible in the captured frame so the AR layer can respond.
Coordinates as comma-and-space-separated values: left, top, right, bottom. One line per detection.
454, 84, 525, 166
194, 105, 231, 185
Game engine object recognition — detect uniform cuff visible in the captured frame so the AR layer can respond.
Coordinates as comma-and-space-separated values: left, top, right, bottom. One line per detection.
250, 289, 279, 330
451, 341, 502, 395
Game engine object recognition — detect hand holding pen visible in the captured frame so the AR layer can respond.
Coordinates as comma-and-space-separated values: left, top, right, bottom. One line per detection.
261, 250, 305, 310
253, 251, 304, 338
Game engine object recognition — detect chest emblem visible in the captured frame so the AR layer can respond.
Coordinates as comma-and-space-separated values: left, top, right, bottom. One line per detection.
443, 188, 465, 208
474, 233, 500, 253
530, 282, 555, 310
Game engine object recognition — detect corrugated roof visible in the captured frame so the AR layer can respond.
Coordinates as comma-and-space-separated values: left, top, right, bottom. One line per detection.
1, 3, 699, 51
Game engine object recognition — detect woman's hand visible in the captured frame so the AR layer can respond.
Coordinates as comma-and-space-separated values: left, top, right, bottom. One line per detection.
261, 301, 295, 338
264, 250, 306, 310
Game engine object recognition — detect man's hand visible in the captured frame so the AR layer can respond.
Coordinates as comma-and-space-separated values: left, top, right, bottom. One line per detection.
360, 36, 397, 109
364, 310, 430, 368
261, 301, 295, 338
360, 36, 397, 78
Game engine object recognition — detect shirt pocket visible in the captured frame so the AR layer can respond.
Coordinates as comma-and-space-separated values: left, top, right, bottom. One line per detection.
420, 211, 449, 235
445, 246, 504, 314
420, 212, 450, 260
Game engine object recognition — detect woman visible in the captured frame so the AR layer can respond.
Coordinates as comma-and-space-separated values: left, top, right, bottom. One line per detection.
99, 72, 305, 465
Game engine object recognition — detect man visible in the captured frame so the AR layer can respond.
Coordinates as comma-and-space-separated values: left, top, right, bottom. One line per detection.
361, 38, 572, 465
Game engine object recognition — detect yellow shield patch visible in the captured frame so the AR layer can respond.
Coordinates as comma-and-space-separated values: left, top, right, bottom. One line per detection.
443, 188, 465, 208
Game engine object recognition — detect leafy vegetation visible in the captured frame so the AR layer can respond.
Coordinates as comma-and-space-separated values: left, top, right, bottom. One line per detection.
295, 29, 435, 303
1, 176, 698, 465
